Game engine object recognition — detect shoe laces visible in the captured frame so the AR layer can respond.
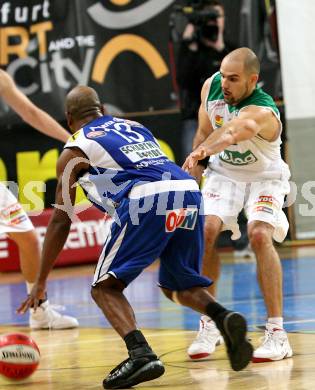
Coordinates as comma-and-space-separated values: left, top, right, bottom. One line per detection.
260, 327, 285, 349
194, 320, 219, 344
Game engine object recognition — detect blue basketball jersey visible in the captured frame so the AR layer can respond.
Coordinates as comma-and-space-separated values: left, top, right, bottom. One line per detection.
64, 115, 192, 210
65, 116, 211, 290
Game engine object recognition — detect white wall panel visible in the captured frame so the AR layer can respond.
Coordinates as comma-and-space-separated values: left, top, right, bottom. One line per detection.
276, 0, 315, 119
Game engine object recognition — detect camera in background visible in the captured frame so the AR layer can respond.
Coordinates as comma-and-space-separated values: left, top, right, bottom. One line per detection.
172, 0, 221, 42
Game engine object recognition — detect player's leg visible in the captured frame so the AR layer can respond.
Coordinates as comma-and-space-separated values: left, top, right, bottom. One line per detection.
0, 184, 42, 292
159, 193, 253, 371
9, 229, 79, 330
91, 197, 167, 389
8, 230, 43, 296
247, 221, 292, 362
246, 180, 292, 362
162, 286, 253, 371
91, 276, 164, 389
0, 184, 78, 329
248, 221, 283, 319
203, 216, 222, 297
188, 215, 224, 359
188, 173, 245, 359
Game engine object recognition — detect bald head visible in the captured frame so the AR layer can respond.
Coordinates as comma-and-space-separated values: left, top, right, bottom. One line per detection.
219, 48, 260, 106
65, 85, 102, 123
222, 47, 260, 75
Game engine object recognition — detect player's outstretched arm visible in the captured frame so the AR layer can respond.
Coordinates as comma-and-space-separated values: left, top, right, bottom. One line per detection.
183, 105, 279, 169
0, 69, 70, 142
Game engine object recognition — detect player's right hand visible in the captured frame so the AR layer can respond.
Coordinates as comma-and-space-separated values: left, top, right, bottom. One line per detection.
17, 281, 47, 314
184, 164, 204, 185
182, 147, 207, 171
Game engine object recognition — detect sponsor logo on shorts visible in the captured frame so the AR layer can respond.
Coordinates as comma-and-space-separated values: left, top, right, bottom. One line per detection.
254, 195, 276, 214
254, 205, 273, 214
1, 203, 24, 221
256, 195, 274, 206
203, 191, 220, 200
1, 203, 26, 225
10, 215, 28, 225
86, 130, 106, 138
165, 208, 198, 232
219, 149, 258, 165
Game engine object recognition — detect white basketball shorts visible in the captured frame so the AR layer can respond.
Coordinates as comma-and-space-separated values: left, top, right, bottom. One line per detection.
202, 171, 290, 242
0, 183, 34, 234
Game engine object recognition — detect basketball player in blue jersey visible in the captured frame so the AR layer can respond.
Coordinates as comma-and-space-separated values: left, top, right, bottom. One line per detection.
18, 86, 253, 389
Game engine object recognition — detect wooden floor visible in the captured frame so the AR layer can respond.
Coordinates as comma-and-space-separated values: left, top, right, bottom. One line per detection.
1, 246, 315, 389
0, 327, 314, 389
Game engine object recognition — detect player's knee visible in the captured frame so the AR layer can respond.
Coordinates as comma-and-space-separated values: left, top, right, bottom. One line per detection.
28, 231, 40, 250
25, 232, 39, 250
91, 277, 125, 304
161, 288, 184, 305
90, 283, 109, 306
10, 229, 40, 252
204, 219, 220, 244
90, 285, 101, 304
248, 225, 272, 250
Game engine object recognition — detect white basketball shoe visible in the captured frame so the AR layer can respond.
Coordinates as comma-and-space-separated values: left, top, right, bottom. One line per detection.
252, 323, 293, 362
29, 300, 79, 330
187, 316, 224, 360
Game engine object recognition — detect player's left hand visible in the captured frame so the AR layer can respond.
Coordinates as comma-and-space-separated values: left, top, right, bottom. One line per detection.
17, 281, 46, 314
182, 147, 207, 171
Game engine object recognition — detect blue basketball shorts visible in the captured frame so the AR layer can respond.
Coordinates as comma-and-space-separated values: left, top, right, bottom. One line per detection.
92, 186, 212, 291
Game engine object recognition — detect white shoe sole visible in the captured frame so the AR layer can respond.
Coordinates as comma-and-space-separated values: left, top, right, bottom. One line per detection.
188, 337, 224, 360
252, 348, 293, 363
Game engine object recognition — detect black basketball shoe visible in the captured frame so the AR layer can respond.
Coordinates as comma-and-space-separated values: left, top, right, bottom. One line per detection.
216, 311, 253, 371
103, 346, 165, 389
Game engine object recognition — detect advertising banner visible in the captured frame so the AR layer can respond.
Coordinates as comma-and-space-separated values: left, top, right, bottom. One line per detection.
0, 0, 176, 123
0, 206, 111, 272
0, 0, 181, 210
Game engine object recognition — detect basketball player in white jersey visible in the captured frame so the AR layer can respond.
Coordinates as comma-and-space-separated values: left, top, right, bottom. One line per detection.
183, 48, 292, 362
0, 69, 78, 329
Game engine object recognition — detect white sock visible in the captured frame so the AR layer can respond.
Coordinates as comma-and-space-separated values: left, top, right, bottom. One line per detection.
26, 282, 47, 304
267, 317, 283, 329
26, 282, 34, 295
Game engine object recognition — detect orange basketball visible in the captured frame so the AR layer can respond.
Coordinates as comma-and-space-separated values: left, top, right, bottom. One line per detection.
0, 333, 40, 380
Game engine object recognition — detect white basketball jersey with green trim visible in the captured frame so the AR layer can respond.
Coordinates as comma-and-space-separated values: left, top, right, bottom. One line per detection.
205, 72, 290, 181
